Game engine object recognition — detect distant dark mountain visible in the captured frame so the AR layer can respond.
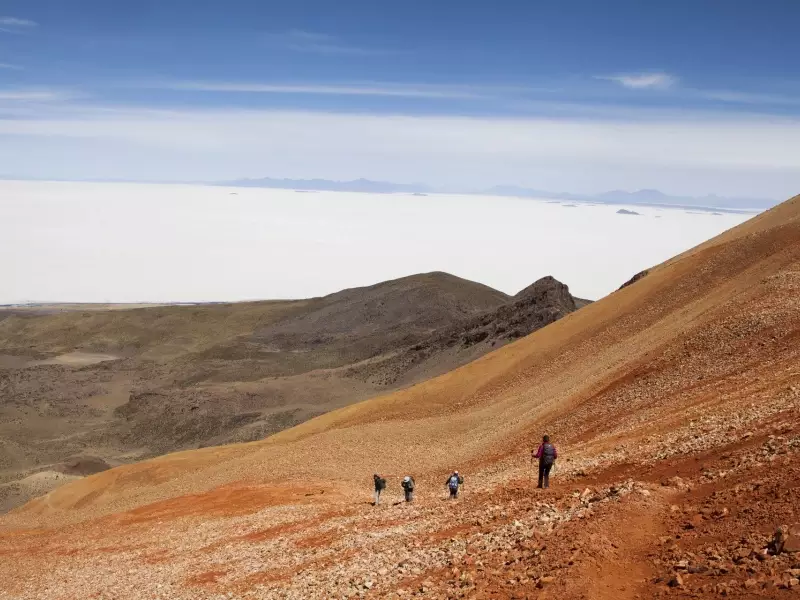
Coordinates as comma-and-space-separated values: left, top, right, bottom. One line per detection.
345, 275, 589, 387
216, 177, 431, 194
484, 185, 773, 212
594, 189, 770, 210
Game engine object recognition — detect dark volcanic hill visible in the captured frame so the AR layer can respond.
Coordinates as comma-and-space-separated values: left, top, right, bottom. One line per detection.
346, 276, 585, 386
0, 272, 586, 511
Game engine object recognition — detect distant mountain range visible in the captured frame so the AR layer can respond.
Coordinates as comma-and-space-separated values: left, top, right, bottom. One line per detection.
484, 186, 770, 211
216, 177, 432, 194
1, 175, 776, 211
217, 177, 775, 211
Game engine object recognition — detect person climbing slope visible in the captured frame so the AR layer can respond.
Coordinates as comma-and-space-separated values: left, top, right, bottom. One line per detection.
401, 475, 415, 502
445, 470, 464, 499
532, 435, 558, 489
373, 473, 386, 505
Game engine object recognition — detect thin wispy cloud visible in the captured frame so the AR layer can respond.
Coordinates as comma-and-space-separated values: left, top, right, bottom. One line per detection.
0, 17, 37, 26
596, 72, 677, 89
0, 16, 37, 33
0, 87, 74, 101
0, 63, 23, 70
696, 89, 800, 106
151, 80, 482, 99
596, 70, 800, 107
268, 30, 391, 56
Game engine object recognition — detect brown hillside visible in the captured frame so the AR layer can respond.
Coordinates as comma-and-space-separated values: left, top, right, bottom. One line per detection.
1, 195, 797, 599
0, 272, 580, 513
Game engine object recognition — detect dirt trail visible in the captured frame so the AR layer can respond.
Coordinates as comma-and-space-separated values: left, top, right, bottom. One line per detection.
572, 500, 665, 600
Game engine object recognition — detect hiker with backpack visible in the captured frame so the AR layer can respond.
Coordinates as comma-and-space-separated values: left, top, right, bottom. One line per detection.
373, 473, 387, 505
401, 475, 415, 502
532, 435, 558, 489
445, 470, 464, 499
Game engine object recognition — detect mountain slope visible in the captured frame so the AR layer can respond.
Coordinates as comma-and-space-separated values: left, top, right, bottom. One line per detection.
0, 272, 582, 512
33, 189, 796, 518
2, 195, 796, 599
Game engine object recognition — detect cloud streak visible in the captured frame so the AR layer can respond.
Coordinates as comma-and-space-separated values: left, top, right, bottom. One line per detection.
594, 71, 800, 108
695, 89, 800, 106
267, 30, 390, 56
4, 103, 800, 171
156, 80, 481, 99
0, 63, 23, 70
0, 16, 37, 33
0, 87, 78, 101
596, 72, 678, 89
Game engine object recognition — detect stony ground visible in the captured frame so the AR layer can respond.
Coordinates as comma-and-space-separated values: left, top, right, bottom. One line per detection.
1, 403, 798, 600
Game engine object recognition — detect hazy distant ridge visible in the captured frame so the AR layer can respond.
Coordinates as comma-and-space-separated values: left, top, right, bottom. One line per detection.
217, 177, 774, 210
479, 186, 771, 210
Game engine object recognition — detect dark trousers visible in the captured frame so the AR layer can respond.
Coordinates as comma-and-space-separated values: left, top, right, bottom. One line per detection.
449, 486, 458, 498
538, 462, 553, 488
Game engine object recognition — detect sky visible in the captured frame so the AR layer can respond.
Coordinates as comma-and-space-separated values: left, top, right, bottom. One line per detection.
2, 0, 800, 198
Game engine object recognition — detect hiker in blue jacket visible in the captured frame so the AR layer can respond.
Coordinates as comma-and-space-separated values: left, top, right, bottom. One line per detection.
532, 435, 558, 489
445, 470, 464, 499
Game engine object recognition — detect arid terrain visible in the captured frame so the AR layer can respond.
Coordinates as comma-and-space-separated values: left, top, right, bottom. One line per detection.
0, 273, 585, 513
1, 194, 798, 600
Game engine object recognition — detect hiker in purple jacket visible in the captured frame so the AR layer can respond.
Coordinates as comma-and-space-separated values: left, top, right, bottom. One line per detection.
532, 435, 558, 489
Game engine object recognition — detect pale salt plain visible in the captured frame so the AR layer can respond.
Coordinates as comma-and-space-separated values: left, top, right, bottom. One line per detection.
1, 180, 756, 304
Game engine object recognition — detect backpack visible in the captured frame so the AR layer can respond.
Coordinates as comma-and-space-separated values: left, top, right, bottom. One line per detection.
376, 478, 386, 491
541, 443, 556, 466
403, 478, 414, 491
448, 474, 460, 489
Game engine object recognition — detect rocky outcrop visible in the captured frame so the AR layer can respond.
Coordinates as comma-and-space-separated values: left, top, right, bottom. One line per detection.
619, 269, 650, 290
347, 276, 588, 386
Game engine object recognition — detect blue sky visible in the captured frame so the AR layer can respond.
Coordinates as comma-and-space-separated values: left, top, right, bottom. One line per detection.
2, 0, 800, 198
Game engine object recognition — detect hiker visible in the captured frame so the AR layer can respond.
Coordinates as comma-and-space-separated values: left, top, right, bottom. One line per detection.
373, 473, 386, 505
532, 435, 558, 489
401, 475, 415, 502
445, 470, 464, 499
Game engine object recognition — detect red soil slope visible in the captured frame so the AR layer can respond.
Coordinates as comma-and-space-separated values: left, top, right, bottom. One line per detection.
1, 195, 798, 600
